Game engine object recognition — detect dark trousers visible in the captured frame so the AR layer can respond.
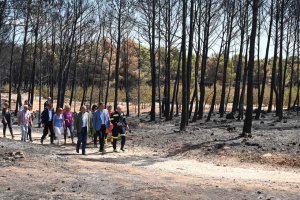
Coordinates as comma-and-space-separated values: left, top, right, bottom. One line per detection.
96, 125, 106, 152
3, 122, 14, 138
112, 128, 126, 150
41, 121, 55, 144
76, 127, 87, 155
93, 131, 99, 146
27, 125, 32, 141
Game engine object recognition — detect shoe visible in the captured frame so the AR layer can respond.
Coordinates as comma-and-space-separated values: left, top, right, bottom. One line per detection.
94, 144, 97, 148
82, 152, 86, 155
76, 149, 79, 153
40, 139, 43, 144
120, 148, 125, 152
113, 149, 118, 153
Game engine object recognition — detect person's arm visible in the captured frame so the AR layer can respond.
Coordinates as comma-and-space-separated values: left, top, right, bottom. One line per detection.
92, 111, 97, 132
74, 114, 78, 132
105, 110, 110, 129
52, 114, 56, 127
62, 115, 65, 128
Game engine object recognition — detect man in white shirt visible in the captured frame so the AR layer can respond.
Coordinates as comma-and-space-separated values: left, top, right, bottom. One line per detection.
75, 106, 91, 155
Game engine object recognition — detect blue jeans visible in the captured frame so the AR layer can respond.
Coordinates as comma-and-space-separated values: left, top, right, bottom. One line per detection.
76, 127, 87, 154
64, 125, 74, 142
20, 125, 28, 142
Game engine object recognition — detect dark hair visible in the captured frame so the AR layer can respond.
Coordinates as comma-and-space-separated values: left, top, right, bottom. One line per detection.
91, 105, 98, 111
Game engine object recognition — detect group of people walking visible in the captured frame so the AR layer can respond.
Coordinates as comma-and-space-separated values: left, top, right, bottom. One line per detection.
2, 99, 34, 142
1, 98, 129, 155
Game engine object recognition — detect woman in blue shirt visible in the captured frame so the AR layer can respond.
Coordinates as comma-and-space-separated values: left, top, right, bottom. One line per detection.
53, 108, 65, 145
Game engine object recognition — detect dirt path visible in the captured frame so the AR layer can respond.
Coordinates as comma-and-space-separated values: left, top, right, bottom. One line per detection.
1, 119, 300, 199
1, 136, 300, 200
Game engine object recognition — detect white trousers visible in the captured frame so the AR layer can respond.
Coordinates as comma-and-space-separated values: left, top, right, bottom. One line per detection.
54, 126, 63, 145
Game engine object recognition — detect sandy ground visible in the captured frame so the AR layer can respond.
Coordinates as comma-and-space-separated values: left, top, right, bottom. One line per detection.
1, 111, 300, 199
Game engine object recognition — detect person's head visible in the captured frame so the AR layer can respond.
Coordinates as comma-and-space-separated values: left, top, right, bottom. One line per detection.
3, 102, 9, 109
64, 104, 71, 112
28, 104, 32, 111
23, 105, 28, 112
91, 105, 98, 112
107, 105, 112, 112
24, 100, 28, 105
48, 103, 53, 109
98, 102, 104, 110
116, 105, 122, 113
80, 106, 87, 113
48, 97, 52, 101
57, 107, 63, 115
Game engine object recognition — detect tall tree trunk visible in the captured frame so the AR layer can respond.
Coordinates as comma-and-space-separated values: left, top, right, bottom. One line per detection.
150, 0, 156, 121
170, 50, 182, 120
105, 36, 113, 107
255, 0, 274, 119
198, 0, 212, 120
276, 0, 285, 120
29, 13, 40, 106
288, 24, 297, 110
15, 0, 31, 115
114, 3, 122, 110
232, 1, 247, 114
206, 16, 226, 122
90, 32, 101, 106
238, 36, 250, 120
180, 0, 188, 130
268, 0, 280, 113
164, 0, 171, 120
219, 1, 235, 117
8, 23, 16, 109
186, 0, 195, 122
242, 0, 259, 136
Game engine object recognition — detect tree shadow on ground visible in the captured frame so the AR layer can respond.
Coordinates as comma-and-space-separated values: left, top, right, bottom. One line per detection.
167, 136, 242, 157
79, 154, 167, 167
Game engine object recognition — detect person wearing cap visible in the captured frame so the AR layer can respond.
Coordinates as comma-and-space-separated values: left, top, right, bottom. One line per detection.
2, 102, 14, 139
17, 105, 31, 142
74, 106, 92, 155
40, 103, 55, 144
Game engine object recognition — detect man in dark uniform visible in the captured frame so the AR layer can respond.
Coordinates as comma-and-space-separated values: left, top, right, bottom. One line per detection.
110, 105, 129, 152
40, 103, 55, 144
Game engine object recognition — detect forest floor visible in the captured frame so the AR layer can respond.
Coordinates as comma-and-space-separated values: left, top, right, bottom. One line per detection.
1, 111, 300, 199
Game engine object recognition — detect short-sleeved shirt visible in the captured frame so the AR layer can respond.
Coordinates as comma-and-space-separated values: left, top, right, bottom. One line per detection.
53, 114, 64, 127
63, 111, 73, 127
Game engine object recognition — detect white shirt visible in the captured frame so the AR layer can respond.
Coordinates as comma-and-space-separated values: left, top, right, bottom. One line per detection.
82, 112, 88, 127
48, 109, 53, 121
